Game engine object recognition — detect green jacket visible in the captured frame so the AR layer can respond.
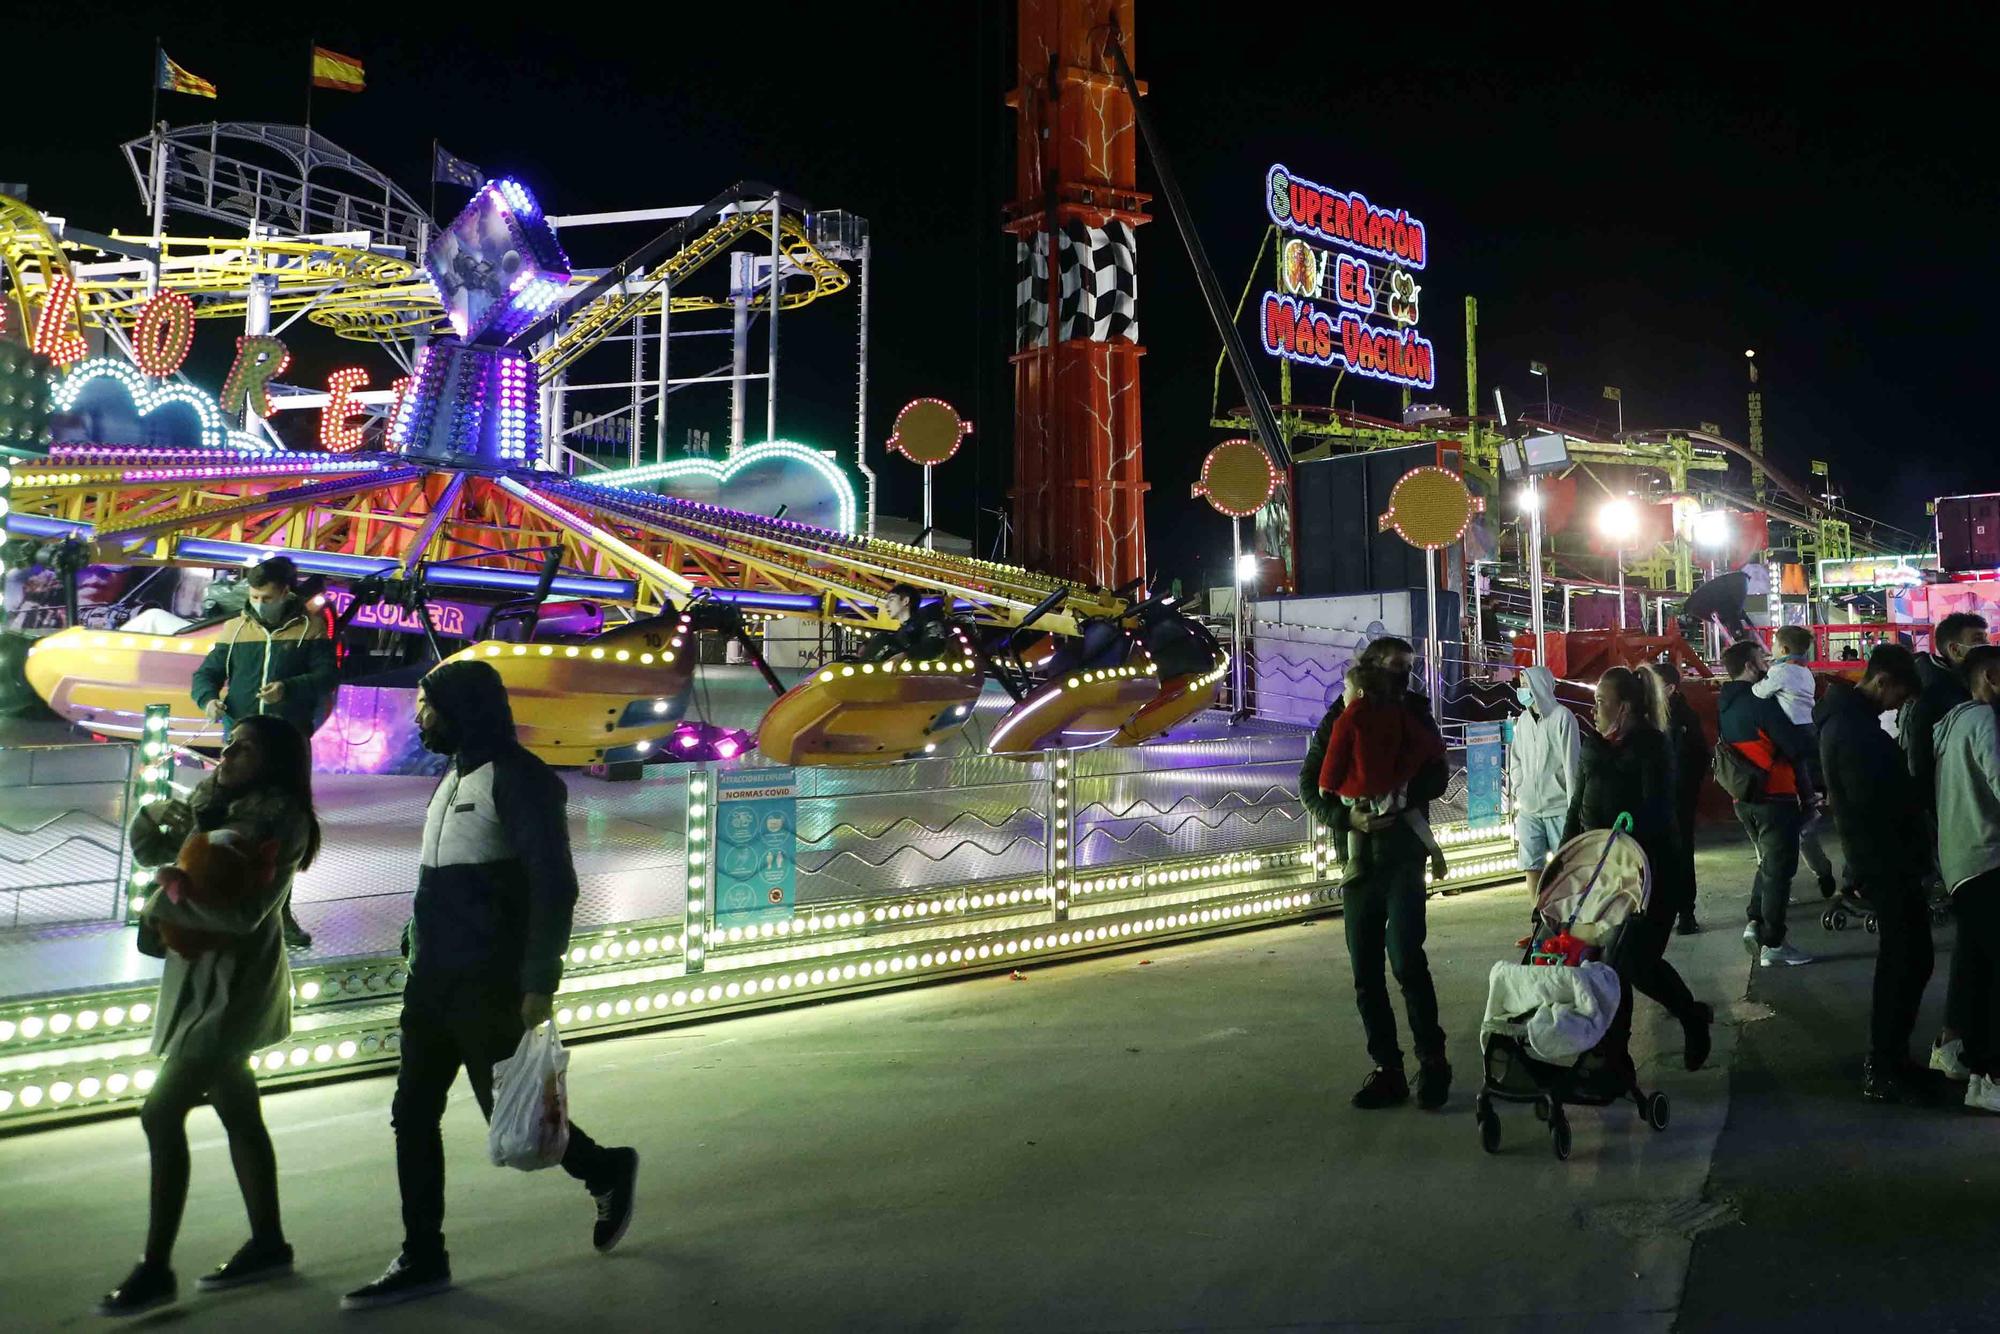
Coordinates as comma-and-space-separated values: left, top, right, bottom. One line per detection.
190, 596, 337, 736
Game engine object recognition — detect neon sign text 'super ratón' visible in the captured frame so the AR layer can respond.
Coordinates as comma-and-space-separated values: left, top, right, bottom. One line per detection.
1266, 164, 1428, 269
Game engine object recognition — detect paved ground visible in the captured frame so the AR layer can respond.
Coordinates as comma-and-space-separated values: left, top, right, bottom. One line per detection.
1, 829, 1968, 1332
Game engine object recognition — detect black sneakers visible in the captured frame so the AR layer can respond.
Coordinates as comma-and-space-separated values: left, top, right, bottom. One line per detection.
1683, 1002, 1714, 1072
1675, 910, 1700, 936
591, 1148, 641, 1253
197, 1238, 294, 1291
96, 1261, 175, 1318
1415, 1059, 1452, 1110
1351, 1066, 1410, 1109
340, 1251, 451, 1311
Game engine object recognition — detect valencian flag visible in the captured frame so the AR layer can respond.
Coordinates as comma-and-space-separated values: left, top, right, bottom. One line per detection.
433, 144, 483, 189
157, 51, 217, 99
311, 46, 365, 92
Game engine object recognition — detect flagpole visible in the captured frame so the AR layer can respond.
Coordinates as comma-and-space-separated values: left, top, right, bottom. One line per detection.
147, 39, 164, 297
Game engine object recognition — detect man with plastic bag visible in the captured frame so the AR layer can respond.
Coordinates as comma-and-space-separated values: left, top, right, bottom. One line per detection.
343, 660, 639, 1311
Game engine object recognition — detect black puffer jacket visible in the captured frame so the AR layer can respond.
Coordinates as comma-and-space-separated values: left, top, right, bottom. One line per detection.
1816, 679, 1926, 886
1902, 653, 1968, 812
405, 659, 577, 996
1564, 724, 1689, 913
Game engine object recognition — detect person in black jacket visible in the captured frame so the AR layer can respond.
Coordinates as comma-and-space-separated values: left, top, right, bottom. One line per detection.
1298, 636, 1452, 1110
1815, 646, 1931, 1100
1651, 661, 1712, 935
343, 660, 639, 1311
1564, 667, 1713, 1070
1717, 639, 1818, 965
857, 583, 951, 663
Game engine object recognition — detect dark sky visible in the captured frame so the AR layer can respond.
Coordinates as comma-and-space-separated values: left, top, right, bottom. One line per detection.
9, 5, 1988, 583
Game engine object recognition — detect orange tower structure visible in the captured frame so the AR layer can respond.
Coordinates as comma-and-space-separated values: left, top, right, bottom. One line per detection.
1005, 0, 1151, 589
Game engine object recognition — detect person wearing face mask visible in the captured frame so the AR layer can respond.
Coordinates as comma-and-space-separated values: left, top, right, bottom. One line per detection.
188, 557, 333, 952
1564, 667, 1713, 1070
1299, 637, 1453, 1111
1507, 665, 1580, 894
343, 659, 639, 1312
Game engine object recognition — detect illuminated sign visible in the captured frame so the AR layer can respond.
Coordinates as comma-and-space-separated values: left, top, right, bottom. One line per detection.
1816, 553, 1937, 589
321, 586, 472, 637
595, 440, 860, 535
1259, 165, 1435, 390
52, 359, 276, 453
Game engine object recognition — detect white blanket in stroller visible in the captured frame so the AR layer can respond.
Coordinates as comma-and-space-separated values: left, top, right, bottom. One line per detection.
1481, 961, 1622, 1065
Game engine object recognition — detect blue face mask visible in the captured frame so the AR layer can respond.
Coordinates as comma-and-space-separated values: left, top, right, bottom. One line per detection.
1516, 684, 1536, 709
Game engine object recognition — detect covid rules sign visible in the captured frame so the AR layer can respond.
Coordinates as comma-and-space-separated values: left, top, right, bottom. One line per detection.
1257, 164, 1436, 390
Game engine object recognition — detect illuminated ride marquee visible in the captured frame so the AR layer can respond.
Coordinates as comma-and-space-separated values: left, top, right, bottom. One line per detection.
1258, 163, 1435, 390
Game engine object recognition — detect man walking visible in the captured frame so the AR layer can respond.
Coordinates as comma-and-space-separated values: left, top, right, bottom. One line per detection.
343, 659, 639, 1310
1755, 624, 1841, 899
1508, 665, 1579, 892
1814, 646, 1930, 1099
1300, 636, 1451, 1110
1906, 613, 1989, 1079
1717, 638, 1817, 966
1932, 645, 2000, 1113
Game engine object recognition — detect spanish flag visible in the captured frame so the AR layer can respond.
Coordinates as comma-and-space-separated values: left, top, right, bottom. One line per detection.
157, 51, 218, 99
310, 46, 365, 93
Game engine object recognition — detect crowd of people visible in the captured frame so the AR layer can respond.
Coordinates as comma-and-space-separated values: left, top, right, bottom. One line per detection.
98, 649, 639, 1318
1300, 611, 2000, 1115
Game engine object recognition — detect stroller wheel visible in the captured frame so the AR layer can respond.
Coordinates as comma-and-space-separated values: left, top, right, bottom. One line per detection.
1550, 1114, 1572, 1161
1865, 914, 1879, 935
1646, 1091, 1671, 1131
1833, 910, 1849, 930
1478, 1108, 1501, 1154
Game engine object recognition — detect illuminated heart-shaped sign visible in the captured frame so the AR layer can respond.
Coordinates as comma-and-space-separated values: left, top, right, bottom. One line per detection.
592, 440, 858, 533
52, 359, 274, 454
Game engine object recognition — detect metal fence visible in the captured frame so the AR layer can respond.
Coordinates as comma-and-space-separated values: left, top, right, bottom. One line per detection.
0, 744, 135, 930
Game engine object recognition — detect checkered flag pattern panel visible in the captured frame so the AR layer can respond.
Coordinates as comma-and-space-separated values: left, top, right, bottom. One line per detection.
1014, 219, 1139, 351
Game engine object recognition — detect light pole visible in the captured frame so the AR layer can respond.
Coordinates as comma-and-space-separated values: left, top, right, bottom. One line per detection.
1693, 509, 1732, 657
1518, 484, 1546, 660
1529, 360, 1550, 420
1232, 536, 1257, 716
1596, 498, 1640, 630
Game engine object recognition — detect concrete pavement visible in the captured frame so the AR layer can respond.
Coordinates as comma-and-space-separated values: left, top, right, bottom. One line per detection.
0, 831, 1905, 1332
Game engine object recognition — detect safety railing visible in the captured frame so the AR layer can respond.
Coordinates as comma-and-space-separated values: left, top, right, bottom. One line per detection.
0, 743, 135, 931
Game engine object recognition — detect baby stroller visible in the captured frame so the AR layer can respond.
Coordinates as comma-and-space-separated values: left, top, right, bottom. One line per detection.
1476, 815, 1672, 1160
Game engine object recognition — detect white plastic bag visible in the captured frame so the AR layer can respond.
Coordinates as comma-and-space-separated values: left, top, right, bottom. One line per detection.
488, 1021, 571, 1171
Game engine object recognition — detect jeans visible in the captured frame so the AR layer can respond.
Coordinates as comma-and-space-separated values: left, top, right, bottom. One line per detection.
1515, 812, 1567, 871
1799, 808, 1838, 887
1341, 854, 1445, 1068
1949, 872, 2000, 1076
1867, 877, 1935, 1065
1736, 799, 1802, 947
392, 975, 615, 1261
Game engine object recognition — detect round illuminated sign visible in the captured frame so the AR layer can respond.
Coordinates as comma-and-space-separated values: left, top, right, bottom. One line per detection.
1377, 465, 1482, 550
887, 398, 968, 466
1191, 438, 1279, 518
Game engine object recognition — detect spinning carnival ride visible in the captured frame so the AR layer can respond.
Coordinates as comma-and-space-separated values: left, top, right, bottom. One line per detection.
2, 154, 1226, 767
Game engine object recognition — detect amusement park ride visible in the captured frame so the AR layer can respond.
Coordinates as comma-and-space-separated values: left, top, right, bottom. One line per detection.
0, 102, 1229, 770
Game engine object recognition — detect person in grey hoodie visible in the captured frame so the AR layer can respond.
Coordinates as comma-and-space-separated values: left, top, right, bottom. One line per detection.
1933, 644, 2000, 1114
1508, 665, 1580, 891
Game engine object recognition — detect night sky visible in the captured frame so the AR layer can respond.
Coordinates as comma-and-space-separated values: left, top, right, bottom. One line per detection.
8, 6, 1987, 584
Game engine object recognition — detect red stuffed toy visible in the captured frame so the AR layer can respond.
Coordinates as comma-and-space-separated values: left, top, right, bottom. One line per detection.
153, 828, 281, 958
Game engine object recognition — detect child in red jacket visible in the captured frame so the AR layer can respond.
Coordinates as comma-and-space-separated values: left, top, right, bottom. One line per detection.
1319, 664, 1449, 883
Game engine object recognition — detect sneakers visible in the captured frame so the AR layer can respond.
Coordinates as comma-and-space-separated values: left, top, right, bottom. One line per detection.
1415, 1059, 1452, 1110
1350, 1066, 1409, 1109
97, 1261, 175, 1318
1862, 1056, 1935, 1104
1964, 1073, 2000, 1115
340, 1252, 451, 1311
1682, 1003, 1714, 1072
1676, 911, 1700, 936
1818, 874, 1838, 900
1931, 1037, 1972, 1082
590, 1148, 640, 1253
1742, 922, 1760, 954
197, 1238, 293, 1292
1759, 942, 1813, 967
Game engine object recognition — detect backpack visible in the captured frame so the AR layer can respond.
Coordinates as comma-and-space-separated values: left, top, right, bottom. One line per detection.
1712, 740, 1767, 804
